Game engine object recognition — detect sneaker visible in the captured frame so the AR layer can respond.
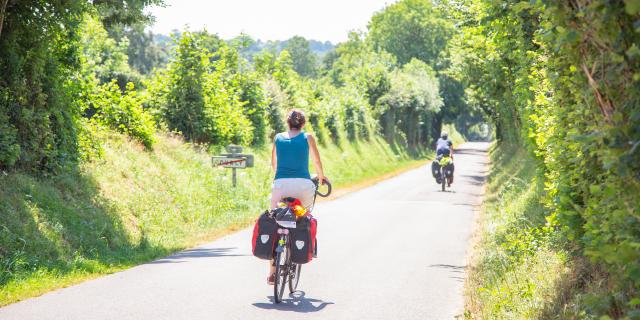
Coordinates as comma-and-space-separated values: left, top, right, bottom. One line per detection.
267, 274, 275, 285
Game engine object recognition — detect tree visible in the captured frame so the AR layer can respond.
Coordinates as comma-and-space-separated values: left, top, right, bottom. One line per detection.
0, 0, 160, 172
123, 24, 169, 75
285, 36, 318, 77
367, 0, 453, 66
378, 59, 442, 147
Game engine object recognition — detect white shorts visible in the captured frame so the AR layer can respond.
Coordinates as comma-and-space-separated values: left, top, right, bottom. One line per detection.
270, 178, 315, 209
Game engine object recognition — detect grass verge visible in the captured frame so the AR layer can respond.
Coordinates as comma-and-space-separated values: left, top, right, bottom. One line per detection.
464, 144, 628, 319
0, 132, 424, 306
465, 143, 567, 319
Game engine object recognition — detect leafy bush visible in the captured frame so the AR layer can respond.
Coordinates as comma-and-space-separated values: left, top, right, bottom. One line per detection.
92, 82, 155, 149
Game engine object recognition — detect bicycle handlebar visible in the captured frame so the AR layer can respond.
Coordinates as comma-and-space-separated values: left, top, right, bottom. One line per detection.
311, 176, 332, 197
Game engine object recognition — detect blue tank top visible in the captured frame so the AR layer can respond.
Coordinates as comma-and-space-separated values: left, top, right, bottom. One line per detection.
275, 132, 311, 180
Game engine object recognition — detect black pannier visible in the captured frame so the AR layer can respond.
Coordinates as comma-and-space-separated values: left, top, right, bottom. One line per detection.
290, 216, 317, 264
251, 211, 278, 260
431, 161, 441, 178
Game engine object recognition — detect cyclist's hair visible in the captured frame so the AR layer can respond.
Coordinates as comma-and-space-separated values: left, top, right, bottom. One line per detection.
287, 109, 306, 130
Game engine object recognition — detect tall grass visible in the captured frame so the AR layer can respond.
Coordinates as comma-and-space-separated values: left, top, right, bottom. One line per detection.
465, 144, 620, 319
0, 132, 423, 306
465, 144, 567, 319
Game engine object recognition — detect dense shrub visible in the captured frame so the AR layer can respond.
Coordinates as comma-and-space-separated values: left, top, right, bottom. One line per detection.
92, 82, 155, 149
154, 31, 253, 145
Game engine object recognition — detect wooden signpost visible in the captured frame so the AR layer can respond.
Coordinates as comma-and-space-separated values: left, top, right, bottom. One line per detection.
212, 145, 254, 187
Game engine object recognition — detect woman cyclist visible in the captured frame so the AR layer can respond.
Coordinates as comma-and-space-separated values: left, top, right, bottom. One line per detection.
268, 109, 326, 284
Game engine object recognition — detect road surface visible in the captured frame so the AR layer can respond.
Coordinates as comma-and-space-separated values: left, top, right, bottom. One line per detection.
0, 142, 490, 320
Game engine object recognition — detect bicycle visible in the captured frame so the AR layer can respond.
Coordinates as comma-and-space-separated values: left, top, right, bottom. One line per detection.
272, 176, 332, 304
436, 155, 453, 192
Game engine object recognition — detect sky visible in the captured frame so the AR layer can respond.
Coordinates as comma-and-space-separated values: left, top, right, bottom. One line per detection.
146, 0, 397, 43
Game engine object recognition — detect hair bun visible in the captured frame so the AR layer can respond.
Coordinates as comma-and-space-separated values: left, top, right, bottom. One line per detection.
287, 109, 306, 130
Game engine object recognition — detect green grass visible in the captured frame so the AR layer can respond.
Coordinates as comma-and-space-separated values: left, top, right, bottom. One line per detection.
464, 144, 625, 319
0, 131, 424, 306
465, 144, 570, 319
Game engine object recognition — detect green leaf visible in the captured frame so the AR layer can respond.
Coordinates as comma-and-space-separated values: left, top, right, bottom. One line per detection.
625, 0, 640, 15
627, 44, 640, 58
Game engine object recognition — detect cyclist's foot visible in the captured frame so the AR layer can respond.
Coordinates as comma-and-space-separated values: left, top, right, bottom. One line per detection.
267, 274, 275, 285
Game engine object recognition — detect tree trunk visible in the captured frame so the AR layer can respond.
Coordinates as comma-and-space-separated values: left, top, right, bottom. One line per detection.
0, 0, 8, 39
383, 109, 396, 143
432, 113, 443, 145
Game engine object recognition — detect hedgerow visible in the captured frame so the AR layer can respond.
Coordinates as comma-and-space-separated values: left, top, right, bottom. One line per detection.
457, 0, 640, 316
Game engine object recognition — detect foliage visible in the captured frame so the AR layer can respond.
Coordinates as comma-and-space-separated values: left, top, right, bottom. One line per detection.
0, 1, 161, 173
284, 36, 318, 77
92, 82, 155, 149
153, 31, 252, 145
367, 0, 454, 66
457, 0, 640, 317
366, 0, 476, 143
0, 1, 84, 172
122, 24, 169, 75
378, 59, 443, 147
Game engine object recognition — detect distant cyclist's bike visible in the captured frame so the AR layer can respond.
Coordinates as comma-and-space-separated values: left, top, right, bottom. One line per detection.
273, 176, 331, 304
435, 155, 453, 191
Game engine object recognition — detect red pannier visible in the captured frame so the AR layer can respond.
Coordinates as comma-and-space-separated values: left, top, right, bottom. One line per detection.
290, 215, 317, 264
251, 211, 278, 260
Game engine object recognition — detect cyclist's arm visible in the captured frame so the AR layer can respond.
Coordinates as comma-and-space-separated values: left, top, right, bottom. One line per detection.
271, 142, 277, 172
307, 134, 326, 184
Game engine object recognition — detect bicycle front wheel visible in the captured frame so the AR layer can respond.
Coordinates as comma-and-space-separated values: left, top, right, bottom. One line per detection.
273, 248, 287, 303
288, 263, 301, 293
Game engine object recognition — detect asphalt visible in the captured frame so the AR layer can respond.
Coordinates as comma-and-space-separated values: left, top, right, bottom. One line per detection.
0, 142, 490, 320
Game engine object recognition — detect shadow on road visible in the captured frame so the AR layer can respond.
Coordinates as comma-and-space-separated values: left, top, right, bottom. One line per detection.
453, 148, 488, 156
459, 174, 486, 186
150, 247, 247, 264
252, 291, 334, 313
429, 264, 467, 282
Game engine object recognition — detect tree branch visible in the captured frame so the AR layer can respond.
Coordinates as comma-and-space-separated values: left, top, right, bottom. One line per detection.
0, 0, 8, 39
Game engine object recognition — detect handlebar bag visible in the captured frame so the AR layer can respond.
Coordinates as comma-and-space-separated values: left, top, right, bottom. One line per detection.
290, 215, 317, 264
251, 210, 278, 260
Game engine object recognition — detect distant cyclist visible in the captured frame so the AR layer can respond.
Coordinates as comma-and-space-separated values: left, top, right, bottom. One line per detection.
433, 131, 455, 185
268, 109, 326, 284
436, 131, 454, 159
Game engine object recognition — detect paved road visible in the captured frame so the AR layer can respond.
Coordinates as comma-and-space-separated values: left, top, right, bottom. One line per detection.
0, 142, 490, 320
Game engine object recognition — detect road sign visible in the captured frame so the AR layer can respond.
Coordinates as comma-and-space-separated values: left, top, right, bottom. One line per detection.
213, 145, 254, 187
212, 156, 247, 168
220, 154, 254, 168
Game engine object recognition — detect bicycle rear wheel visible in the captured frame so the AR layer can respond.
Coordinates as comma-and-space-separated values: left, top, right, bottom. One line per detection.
273, 248, 288, 303
441, 168, 446, 191
288, 263, 301, 293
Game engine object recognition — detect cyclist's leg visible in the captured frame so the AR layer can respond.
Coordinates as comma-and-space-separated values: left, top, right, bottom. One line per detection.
268, 260, 275, 285
268, 180, 284, 283
298, 179, 316, 208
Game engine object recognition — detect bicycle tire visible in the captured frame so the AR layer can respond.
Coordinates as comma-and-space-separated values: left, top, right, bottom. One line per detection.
288, 263, 301, 293
273, 249, 287, 303
441, 168, 446, 191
